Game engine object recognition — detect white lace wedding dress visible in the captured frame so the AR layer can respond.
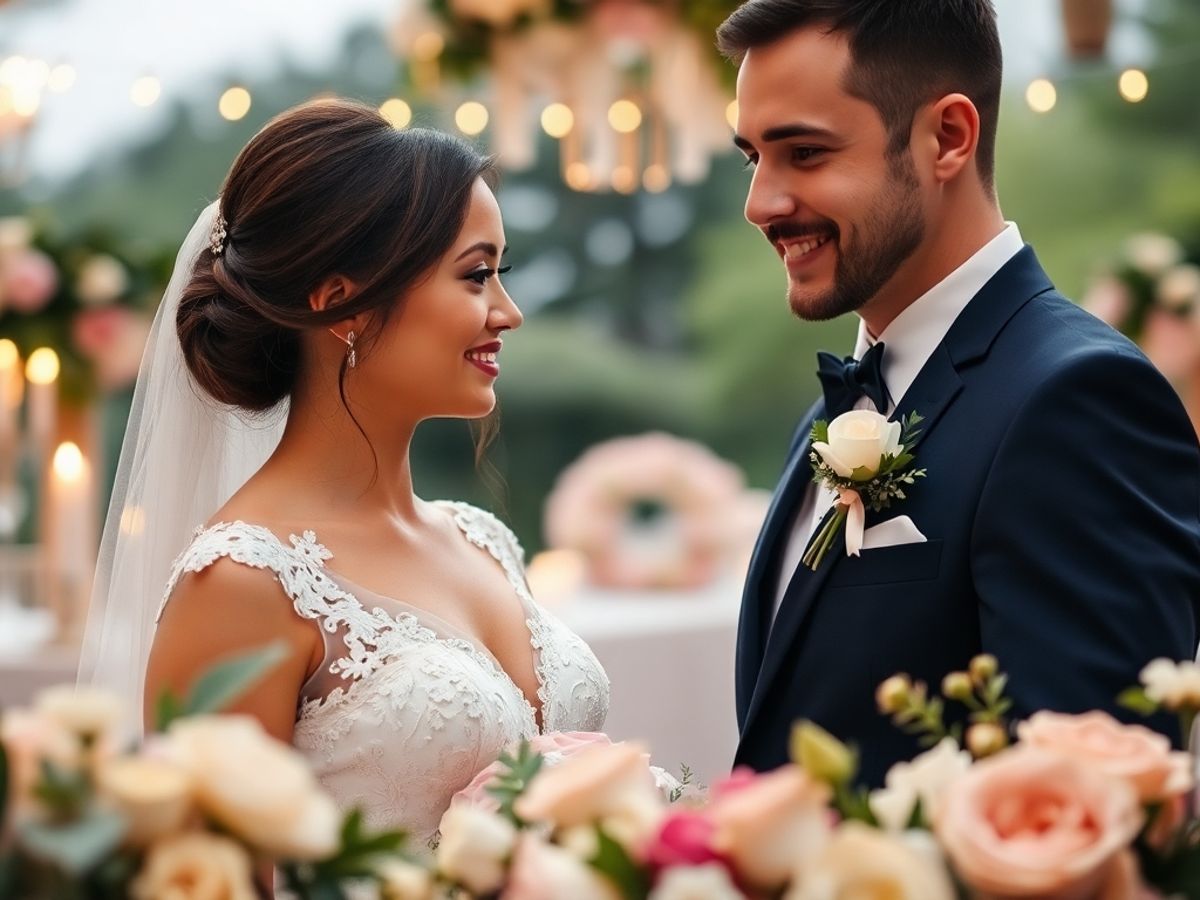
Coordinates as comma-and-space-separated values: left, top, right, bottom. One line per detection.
157, 501, 610, 849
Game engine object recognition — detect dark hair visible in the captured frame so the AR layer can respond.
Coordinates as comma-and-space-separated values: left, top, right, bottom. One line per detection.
177, 99, 497, 412
717, 0, 1002, 190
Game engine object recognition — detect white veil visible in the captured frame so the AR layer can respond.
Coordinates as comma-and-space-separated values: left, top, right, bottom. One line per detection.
78, 201, 287, 722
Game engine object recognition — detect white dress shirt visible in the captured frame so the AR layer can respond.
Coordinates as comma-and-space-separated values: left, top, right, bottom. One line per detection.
770, 222, 1025, 622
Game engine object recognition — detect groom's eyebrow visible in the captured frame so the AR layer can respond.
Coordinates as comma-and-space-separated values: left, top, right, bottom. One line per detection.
455, 242, 507, 262
733, 122, 840, 151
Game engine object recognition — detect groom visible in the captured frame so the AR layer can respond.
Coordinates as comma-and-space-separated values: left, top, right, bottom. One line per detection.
719, 0, 1200, 785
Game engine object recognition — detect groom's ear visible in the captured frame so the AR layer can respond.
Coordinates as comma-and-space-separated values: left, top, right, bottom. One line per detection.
921, 93, 981, 187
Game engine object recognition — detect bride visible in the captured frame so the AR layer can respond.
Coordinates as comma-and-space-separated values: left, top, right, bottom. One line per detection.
80, 99, 610, 852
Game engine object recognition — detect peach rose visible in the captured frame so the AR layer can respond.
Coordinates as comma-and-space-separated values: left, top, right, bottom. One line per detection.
130, 832, 257, 900
454, 732, 615, 811
934, 747, 1143, 898
514, 741, 665, 852
501, 834, 621, 900
1018, 711, 1193, 803
708, 766, 832, 891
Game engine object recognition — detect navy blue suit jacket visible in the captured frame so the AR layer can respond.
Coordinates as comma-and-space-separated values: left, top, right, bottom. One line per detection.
734, 247, 1200, 786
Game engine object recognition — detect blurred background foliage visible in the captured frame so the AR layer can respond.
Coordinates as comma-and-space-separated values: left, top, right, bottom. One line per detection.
1, 0, 1198, 549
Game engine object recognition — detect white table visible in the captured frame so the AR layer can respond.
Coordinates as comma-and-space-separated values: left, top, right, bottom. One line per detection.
553, 574, 743, 787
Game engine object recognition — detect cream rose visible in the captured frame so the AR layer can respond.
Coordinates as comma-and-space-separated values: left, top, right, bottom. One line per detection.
75, 254, 129, 306
514, 741, 665, 852
34, 685, 125, 739
1139, 658, 1200, 709
0, 707, 80, 812
708, 765, 832, 891
870, 737, 972, 831
437, 803, 517, 895
786, 822, 955, 900
130, 832, 257, 900
501, 834, 620, 900
163, 715, 340, 860
379, 858, 436, 900
97, 755, 193, 845
648, 863, 744, 900
1018, 710, 1193, 803
812, 410, 902, 481
934, 747, 1143, 898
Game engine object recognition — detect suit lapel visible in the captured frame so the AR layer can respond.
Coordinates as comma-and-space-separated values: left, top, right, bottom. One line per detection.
736, 403, 823, 722
737, 245, 1057, 744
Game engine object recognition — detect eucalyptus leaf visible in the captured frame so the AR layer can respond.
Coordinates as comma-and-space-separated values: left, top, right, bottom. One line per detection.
17, 810, 128, 876
1118, 686, 1159, 716
589, 828, 650, 900
183, 641, 290, 717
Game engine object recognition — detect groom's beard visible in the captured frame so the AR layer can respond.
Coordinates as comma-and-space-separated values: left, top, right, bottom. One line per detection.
784, 154, 926, 323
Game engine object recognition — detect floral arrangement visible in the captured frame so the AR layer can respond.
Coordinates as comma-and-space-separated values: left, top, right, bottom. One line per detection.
0, 214, 171, 401
542, 432, 758, 589
803, 409, 926, 570
0, 645, 408, 899
7, 646, 1200, 898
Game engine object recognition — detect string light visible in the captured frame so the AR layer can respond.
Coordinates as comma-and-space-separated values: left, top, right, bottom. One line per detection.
379, 98, 412, 128
643, 164, 671, 193
25, 348, 60, 385
52, 442, 84, 482
565, 162, 592, 192
455, 101, 489, 136
130, 76, 161, 108
540, 103, 574, 139
219, 87, 252, 121
1118, 68, 1149, 103
1025, 78, 1057, 113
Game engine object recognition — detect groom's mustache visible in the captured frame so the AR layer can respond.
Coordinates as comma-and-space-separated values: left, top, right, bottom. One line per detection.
766, 221, 839, 244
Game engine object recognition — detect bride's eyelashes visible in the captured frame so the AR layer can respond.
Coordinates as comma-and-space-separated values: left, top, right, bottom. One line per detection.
465, 264, 512, 287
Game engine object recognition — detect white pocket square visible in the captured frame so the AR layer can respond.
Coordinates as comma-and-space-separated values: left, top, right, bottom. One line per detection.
861, 515, 927, 550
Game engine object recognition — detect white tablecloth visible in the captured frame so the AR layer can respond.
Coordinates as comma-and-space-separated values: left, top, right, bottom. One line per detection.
554, 575, 743, 786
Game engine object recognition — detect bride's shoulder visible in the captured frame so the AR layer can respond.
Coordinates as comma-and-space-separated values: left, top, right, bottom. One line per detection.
428, 499, 526, 564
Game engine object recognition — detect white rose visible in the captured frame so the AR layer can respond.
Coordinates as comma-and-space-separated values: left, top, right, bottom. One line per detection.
437, 803, 517, 895
812, 410, 902, 480
1141, 658, 1200, 709
379, 859, 436, 900
96, 755, 193, 845
501, 834, 620, 900
649, 863, 745, 900
164, 715, 340, 860
1158, 264, 1200, 312
1125, 233, 1184, 278
869, 737, 972, 831
785, 822, 955, 900
75, 254, 129, 306
131, 832, 257, 900
34, 685, 125, 739
0, 707, 81, 812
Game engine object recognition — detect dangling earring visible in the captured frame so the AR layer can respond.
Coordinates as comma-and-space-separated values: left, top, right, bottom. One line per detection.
346, 330, 357, 369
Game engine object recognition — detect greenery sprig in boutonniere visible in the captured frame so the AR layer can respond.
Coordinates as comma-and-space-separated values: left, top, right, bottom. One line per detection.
802, 409, 927, 570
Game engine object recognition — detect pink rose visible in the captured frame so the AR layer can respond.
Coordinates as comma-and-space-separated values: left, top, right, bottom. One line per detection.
710, 767, 758, 800
708, 766, 832, 891
2, 250, 58, 313
71, 306, 151, 389
1018, 710, 1193, 803
934, 747, 1143, 898
454, 732, 615, 812
646, 809, 724, 870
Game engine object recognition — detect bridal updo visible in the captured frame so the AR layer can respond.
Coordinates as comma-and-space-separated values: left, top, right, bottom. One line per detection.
177, 99, 495, 411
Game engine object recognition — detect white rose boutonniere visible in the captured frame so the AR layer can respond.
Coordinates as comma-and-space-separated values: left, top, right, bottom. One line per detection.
803, 409, 926, 569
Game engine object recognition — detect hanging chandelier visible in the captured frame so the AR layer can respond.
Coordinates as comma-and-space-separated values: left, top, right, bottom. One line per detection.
391, 0, 739, 193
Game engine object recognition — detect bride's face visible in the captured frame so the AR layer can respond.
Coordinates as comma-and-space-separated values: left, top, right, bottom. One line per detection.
362, 178, 522, 421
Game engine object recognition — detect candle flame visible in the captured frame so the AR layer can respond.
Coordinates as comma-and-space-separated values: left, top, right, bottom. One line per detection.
53, 442, 85, 482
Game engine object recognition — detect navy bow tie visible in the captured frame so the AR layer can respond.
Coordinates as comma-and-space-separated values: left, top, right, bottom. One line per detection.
816, 342, 890, 417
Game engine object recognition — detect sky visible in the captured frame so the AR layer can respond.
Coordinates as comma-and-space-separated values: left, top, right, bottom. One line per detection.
0, 0, 1154, 185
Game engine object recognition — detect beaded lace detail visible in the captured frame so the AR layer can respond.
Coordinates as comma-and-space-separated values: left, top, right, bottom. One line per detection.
159, 502, 609, 847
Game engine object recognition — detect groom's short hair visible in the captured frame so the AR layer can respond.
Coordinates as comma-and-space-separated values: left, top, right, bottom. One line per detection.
717, 0, 1002, 191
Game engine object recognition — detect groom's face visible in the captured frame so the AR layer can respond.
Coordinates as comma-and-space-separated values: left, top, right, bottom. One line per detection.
734, 27, 926, 322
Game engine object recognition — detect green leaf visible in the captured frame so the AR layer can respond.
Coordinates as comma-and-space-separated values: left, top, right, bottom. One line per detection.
183, 640, 290, 717
589, 828, 651, 900
811, 420, 829, 444
153, 690, 184, 733
32, 760, 91, 816
849, 465, 877, 483
485, 742, 544, 827
17, 809, 127, 876
1118, 686, 1159, 717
